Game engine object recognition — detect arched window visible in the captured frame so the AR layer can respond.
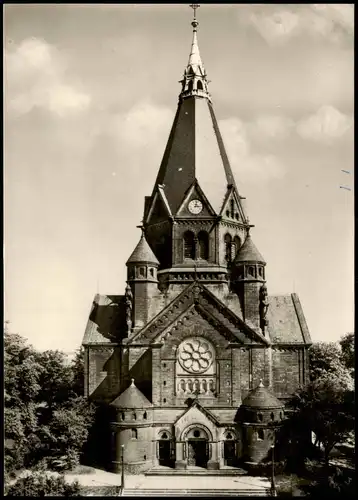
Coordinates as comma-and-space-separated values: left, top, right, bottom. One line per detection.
198, 231, 209, 260
197, 80, 203, 90
248, 266, 255, 277
232, 236, 241, 260
143, 411, 147, 420
270, 412, 274, 421
184, 231, 195, 259
257, 429, 264, 440
149, 268, 154, 277
258, 267, 263, 277
225, 234, 232, 262
121, 412, 125, 421
131, 428, 138, 439
132, 412, 136, 420
188, 80, 194, 92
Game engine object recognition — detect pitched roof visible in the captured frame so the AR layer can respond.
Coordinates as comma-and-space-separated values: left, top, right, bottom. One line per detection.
126, 233, 159, 265
242, 380, 283, 409
235, 234, 266, 264
267, 294, 312, 344
110, 379, 152, 409
82, 294, 126, 345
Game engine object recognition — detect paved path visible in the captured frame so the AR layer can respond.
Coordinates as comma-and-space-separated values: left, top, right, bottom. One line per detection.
65, 468, 270, 493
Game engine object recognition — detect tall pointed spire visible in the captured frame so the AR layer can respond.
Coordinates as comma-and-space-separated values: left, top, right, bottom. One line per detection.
180, 4, 210, 102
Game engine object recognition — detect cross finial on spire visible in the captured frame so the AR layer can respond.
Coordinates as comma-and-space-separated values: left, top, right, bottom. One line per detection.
190, 3, 200, 19
190, 4, 200, 30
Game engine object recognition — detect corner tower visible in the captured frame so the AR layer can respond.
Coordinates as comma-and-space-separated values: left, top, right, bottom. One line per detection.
143, 7, 251, 293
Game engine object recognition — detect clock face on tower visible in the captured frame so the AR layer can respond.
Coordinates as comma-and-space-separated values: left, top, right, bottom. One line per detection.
188, 199, 203, 215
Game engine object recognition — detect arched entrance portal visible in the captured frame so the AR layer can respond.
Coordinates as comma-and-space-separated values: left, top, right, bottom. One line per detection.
185, 427, 210, 468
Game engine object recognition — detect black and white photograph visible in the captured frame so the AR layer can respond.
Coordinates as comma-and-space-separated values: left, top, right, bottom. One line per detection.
4, 3, 354, 497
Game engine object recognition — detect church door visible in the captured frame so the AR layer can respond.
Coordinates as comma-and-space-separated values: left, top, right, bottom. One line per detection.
224, 440, 236, 466
188, 439, 208, 467
158, 440, 171, 466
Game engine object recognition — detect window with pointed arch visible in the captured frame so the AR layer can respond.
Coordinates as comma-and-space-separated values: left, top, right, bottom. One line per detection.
197, 80, 203, 91
188, 80, 194, 92
224, 234, 232, 262
131, 428, 138, 439
184, 231, 196, 259
198, 231, 209, 260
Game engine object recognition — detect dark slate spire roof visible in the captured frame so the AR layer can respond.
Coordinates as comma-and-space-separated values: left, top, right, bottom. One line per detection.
146, 11, 247, 219
235, 234, 266, 264
110, 379, 153, 409
126, 231, 159, 265
242, 380, 283, 409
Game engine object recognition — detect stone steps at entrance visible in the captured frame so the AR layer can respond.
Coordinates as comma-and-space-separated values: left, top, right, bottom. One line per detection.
122, 488, 269, 496
146, 466, 247, 476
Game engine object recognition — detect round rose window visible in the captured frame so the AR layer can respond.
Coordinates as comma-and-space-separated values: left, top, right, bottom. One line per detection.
178, 337, 214, 374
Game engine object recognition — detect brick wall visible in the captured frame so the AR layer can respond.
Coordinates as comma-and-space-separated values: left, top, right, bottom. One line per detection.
272, 348, 301, 397
240, 348, 250, 400
88, 347, 121, 402
244, 425, 276, 463
252, 348, 266, 389
112, 426, 154, 472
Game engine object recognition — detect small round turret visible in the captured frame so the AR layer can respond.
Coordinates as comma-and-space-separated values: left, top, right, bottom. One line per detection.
126, 230, 159, 283
239, 380, 284, 465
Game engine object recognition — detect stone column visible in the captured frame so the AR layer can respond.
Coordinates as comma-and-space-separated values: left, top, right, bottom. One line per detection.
207, 441, 220, 470
175, 441, 187, 469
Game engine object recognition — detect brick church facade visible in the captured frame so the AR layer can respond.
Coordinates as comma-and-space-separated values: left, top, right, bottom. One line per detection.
82, 11, 311, 474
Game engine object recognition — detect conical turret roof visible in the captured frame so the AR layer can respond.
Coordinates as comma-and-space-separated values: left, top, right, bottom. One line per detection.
126, 232, 159, 265
242, 380, 283, 409
235, 234, 266, 264
110, 379, 153, 409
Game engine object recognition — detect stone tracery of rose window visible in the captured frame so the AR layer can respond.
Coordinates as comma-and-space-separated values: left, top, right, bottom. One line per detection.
176, 337, 216, 395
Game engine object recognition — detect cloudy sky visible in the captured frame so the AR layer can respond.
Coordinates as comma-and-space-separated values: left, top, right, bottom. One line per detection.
4, 4, 354, 352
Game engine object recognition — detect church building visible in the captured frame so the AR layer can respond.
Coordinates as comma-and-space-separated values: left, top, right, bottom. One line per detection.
82, 8, 311, 474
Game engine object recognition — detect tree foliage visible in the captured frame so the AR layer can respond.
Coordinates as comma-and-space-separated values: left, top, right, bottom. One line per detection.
5, 472, 81, 497
340, 332, 355, 374
290, 373, 355, 468
4, 324, 96, 479
309, 341, 353, 387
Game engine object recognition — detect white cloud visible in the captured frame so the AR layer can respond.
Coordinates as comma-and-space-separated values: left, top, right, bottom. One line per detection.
250, 10, 300, 46
246, 5, 354, 46
219, 118, 285, 182
297, 105, 353, 143
311, 4, 354, 35
5, 38, 91, 117
110, 101, 174, 150
249, 115, 295, 140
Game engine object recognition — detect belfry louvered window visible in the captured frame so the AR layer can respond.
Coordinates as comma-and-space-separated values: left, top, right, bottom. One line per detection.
184, 231, 195, 259
198, 231, 209, 260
